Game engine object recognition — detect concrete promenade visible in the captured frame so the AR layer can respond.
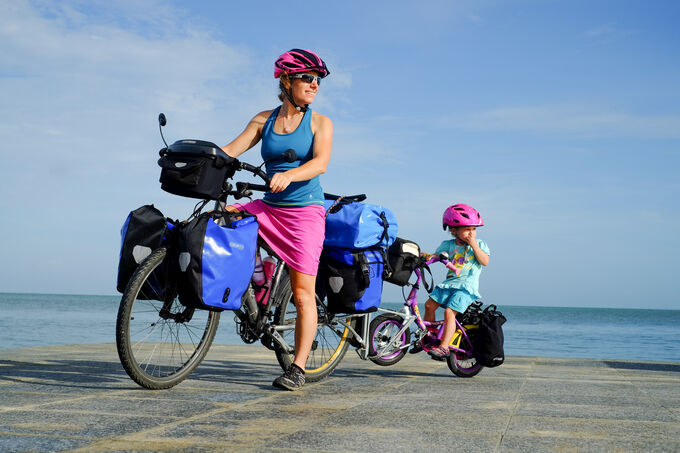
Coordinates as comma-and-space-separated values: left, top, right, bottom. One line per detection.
1, 343, 679, 452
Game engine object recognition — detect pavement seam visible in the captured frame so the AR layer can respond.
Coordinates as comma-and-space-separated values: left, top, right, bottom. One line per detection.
494, 356, 532, 452
0, 389, 138, 413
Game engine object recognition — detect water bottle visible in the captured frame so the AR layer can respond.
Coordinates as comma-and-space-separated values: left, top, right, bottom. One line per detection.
255, 256, 276, 305
253, 254, 265, 287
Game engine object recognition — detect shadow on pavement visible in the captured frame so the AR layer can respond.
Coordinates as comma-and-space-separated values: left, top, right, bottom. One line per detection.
604, 361, 680, 373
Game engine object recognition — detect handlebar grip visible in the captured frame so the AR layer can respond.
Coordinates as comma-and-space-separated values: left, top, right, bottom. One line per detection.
247, 183, 269, 192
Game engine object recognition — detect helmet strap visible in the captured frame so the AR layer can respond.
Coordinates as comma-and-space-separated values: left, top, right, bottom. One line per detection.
283, 87, 308, 112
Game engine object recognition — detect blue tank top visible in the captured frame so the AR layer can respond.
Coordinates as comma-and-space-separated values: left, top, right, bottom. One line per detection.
260, 106, 324, 207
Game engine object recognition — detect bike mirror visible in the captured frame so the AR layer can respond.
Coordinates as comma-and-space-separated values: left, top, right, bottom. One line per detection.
283, 149, 297, 163
158, 113, 168, 147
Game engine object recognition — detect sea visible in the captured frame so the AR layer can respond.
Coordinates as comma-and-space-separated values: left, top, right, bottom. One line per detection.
1, 293, 678, 362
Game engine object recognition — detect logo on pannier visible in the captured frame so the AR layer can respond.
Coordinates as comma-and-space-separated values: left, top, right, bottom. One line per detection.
179, 252, 191, 272
132, 245, 152, 264
174, 162, 187, 168
328, 276, 344, 293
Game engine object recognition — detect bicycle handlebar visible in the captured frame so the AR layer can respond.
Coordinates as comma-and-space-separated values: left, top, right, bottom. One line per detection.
425, 252, 460, 275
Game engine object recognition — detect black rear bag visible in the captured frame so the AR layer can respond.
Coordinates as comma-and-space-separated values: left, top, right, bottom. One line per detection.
473, 305, 507, 367
385, 237, 420, 286
158, 140, 235, 200
117, 204, 176, 298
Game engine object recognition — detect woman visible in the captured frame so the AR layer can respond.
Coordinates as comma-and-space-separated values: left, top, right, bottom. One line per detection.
221, 49, 333, 391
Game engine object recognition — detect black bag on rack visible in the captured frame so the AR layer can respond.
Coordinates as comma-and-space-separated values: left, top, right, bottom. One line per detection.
473, 305, 507, 367
317, 247, 386, 314
117, 204, 176, 295
385, 237, 420, 286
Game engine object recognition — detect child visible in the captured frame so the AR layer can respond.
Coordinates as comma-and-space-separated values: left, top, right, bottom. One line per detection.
421, 204, 490, 360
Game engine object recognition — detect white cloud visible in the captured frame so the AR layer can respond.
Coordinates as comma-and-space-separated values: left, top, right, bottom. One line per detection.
0, 0, 259, 164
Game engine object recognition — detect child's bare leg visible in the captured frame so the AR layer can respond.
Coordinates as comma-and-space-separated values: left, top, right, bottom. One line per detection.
439, 307, 458, 347
424, 298, 438, 322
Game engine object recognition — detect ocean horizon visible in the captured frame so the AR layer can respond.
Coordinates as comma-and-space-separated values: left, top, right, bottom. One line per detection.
1, 292, 679, 362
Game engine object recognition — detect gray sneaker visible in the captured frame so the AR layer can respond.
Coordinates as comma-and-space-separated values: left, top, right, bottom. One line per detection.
273, 364, 306, 391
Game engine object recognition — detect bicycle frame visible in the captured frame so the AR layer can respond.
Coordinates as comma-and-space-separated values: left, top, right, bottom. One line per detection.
350, 257, 478, 360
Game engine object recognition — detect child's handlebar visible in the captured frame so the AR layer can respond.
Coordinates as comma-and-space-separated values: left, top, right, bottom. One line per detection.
423, 252, 461, 276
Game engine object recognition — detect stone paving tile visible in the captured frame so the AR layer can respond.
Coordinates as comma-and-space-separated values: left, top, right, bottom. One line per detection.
0, 410, 174, 438
0, 434, 92, 453
515, 401, 677, 422
507, 414, 680, 441
499, 434, 680, 453
269, 426, 500, 453
0, 391, 79, 410
39, 394, 223, 418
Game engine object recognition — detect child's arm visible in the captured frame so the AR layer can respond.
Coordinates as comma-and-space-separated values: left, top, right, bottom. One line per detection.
461, 229, 490, 266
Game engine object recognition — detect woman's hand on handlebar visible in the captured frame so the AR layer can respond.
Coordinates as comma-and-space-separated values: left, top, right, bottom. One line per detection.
268, 171, 293, 193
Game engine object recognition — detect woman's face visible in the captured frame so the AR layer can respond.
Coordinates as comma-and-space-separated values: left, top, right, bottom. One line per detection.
289, 71, 320, 106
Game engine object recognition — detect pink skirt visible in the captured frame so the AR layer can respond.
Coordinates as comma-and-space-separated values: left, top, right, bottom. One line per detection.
232, 200, 326, 276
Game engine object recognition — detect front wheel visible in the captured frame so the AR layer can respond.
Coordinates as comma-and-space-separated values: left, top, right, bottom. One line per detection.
368, 314, 410, 366
116, 247, 220, 389
447, 329, 483, 378
273, 276, 353, 382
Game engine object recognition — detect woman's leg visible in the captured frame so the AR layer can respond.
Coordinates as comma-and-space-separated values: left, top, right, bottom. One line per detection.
288, 267, 318, 370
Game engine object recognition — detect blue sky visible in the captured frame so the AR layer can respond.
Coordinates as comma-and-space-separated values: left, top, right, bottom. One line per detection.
1, 0, 678, 309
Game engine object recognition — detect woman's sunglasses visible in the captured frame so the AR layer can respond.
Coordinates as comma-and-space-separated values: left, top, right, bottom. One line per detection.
290, 73, 322, 85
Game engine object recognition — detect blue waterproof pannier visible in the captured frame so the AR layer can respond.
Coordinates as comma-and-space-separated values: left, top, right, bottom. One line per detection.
177, 211, 258, 311
323, 199, 397, 249
117, 204, 176, 296
318, 247, 385, 314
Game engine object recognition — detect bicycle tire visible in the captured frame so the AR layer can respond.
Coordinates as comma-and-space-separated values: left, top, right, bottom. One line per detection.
116, 247, 220, 389
368, 313, 410, 366
447, 328, 483, 378
273, 276, 353, 382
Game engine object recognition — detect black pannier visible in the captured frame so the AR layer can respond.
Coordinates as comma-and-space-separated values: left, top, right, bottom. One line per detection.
117, 204, 177, 297
385, 237, 420, 286
317, 247, 386, 314
158, 140, 235, 200
473, 305, 507, 367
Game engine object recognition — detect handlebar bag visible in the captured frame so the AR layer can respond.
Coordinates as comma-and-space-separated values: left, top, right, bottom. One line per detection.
177, 211, 258, 311
158, 140, 235, 200
317, 247, 385, 314
385, 237, 421, 286
117, 204, 177, 298
323, 199, 398, 248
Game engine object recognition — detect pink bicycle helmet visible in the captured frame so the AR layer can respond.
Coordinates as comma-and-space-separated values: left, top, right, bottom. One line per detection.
442, 204, 484, 230
274, 49, 330, 78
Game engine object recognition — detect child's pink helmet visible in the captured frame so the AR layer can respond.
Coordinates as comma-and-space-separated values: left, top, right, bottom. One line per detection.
274, 49, 330, 78
443, 204, 484, 230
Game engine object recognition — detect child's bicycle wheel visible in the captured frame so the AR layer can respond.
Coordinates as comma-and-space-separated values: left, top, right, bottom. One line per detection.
368, 313, 410, 366
447, 328, 483, 378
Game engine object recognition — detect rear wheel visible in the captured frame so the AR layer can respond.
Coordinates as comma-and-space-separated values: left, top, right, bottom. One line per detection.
368, 313, 409, 366
447, 328, 483, 378
116, 247, 220, 389
273, 276, 353, 382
